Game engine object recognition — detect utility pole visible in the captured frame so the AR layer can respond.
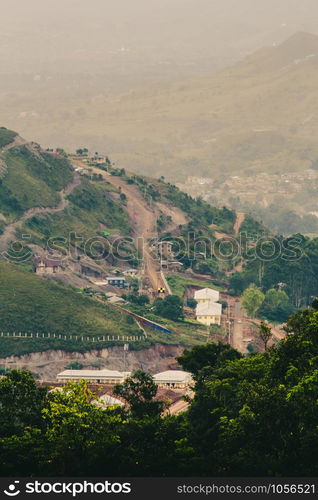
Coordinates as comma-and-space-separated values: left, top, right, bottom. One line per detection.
123, 343, 129, 372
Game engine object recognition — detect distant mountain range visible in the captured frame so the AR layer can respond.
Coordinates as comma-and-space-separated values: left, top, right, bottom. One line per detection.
3, 32, 318, 180
2, 32, 318, 232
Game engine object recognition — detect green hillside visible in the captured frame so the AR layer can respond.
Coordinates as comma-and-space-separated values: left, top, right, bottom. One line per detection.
0, 262, 141, 357
0, 145, 73, 219
0, 127, 17, 148
24, 178, 130, 247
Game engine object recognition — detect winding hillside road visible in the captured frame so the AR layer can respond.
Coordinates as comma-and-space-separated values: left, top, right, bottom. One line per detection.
234, 212, 245, 236
72, 159, 167, 294
0, 173, 81, 253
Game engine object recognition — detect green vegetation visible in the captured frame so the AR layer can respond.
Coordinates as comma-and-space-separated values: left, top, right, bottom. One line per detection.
166, 274, 222, 298
239, 215, 268, 238
120, 301, 209, 346
160, 183, 235, 232
0, 146, 73, 218
251, 203, 318, 236
241, 284, 295, 323
230, 234, 318, 309
153, 295, 184, 320
65, 362, 84, 370
0, 127, 17, 148
242, 285, 265, 318
0, 262, 140, 357
114, 370, 165, 418
259, 288, 296, 322
24, 179, 130, 248
257, 322, 273, 351
3, 305, 318, 476
186, 298, 197, 309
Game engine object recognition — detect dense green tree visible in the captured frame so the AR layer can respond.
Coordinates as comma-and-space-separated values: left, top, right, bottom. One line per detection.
0, 370, 47, 438
153, 295, 184, 320
125, 293, 149, 306
178, 342, 241, 378
186, 298, 197, 309
242, 284, 265, 317
259, 288, 295, 322
114, 370, 165, 419
258, 322, 273, 351
42, 381, 124, 476
3, 309, 318, 477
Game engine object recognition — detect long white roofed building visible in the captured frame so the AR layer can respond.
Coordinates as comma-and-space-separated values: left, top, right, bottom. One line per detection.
56, 369, 130, 384
153, 371, 192, 389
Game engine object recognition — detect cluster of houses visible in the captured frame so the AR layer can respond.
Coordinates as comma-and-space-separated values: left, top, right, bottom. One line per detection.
56, 369, 192, 390
194, 288, 222, 326
33, 254, 139, 289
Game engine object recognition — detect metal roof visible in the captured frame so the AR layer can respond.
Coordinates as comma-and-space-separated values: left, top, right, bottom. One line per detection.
194, 288, 220, 301
153, 370, 192, 383
57, 369, 129, 379
196, 301, 222, 316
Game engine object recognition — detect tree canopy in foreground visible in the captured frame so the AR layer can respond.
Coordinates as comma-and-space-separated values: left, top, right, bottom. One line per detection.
1, 307, 318, 476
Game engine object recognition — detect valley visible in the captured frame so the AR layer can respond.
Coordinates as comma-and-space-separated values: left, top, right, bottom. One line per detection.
4, 33, 318, 233
0, 126, 317, 386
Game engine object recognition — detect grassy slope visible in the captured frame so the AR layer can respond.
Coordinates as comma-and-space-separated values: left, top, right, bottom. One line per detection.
0, 127, 17, 148
120, 303, 214, 347
24, 179, 130, 245
166, 274, 223, 298
0, 146, 73, 219
0, 262, 141, 357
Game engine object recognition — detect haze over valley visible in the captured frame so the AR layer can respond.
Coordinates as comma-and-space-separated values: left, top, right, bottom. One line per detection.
2, 1, 318, 232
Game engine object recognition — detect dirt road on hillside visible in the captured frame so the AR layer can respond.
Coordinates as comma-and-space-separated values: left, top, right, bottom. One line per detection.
0, 173, 81, 253
73, 159, 167, 294
234, 212, 245, 236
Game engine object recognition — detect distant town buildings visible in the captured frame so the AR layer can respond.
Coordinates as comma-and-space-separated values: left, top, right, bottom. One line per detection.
194, 288, 222, 326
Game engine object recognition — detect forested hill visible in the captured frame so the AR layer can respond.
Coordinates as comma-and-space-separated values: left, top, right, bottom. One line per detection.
229, 234, 318, 311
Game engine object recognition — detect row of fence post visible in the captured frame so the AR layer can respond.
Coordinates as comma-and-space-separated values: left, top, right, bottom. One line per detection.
0, 332, 144, 342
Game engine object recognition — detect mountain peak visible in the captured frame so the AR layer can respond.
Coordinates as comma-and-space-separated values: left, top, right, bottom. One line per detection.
279, 31, 318, 55
241, 31, 318, 73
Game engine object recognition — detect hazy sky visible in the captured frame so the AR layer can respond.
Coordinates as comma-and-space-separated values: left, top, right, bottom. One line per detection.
1, 0, 318, 78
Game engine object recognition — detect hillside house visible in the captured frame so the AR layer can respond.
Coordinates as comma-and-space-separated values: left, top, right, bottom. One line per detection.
195, 301, 222, 326
106, 276, 128, 288
34, 257, 63, 275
